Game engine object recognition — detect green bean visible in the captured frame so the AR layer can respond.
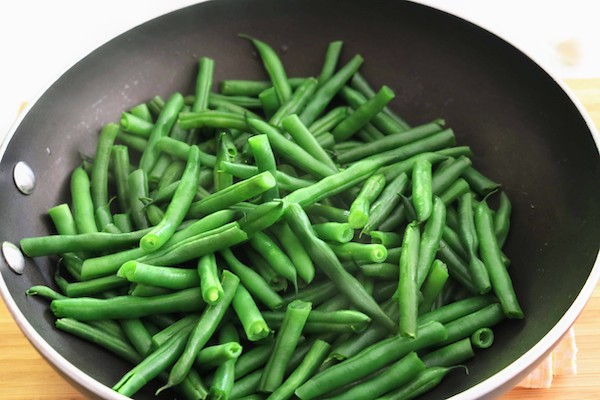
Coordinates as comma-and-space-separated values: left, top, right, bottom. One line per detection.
91, 123, 119, 229
155, 160, 185, 191
178, 110, 250, 131
263, 309, 371, 333
295, 321, 446, 399
192, 57, 214, 112
258, 87, 280, 118
316, 40, 343, 84
187, 171, 276, 218
377, 366, 465, 400
209, 323, 240, 400
359, 263, 398, 280
60, 275, 128, 297
128, 169, 150, 230
161, 271, 239, 391
242, 35, 292, 103
139, 222, 248, 267
282, 114, 337, 171
48, 203, 78, 236
139, 92, 185, 173
195, 342, 243, 372
458, 192, 491, 294
151, 314, 200, 349
233, 283, 271, 341
328, 242, 387, 264
350, 72, 410, 131
271, 222, 316, 284
116, 131, 148, 152
155, 137, 216, 167
348, 173, 386, 229
300, 54, 364, 126
238, 200, 286, 237
326, 352, 425, 400
248, 134, 280, 201
82, 209, 235, 279
281, 280, 337, 308
494, 191, 512, 247
305, 203, 349, 223
439, 177, 470, 206
431, 156, 472, 195
249, 118, 336, 179
113, 327, 190, 397
337, 122, 444, 165
51, 287, 204, 321
56, 318, 141, 365
370, 231, 402, 247
312, 222, 353, 243
439, 303, 505, 346
422, 338, 475, 369
220, 77, 307, 96
234, 343, 274, 380
214, 131, 237, 192
196, 253, 223, 304
417, 258, 448, 312
208, 92, 263, 110
361, 172, 408, 234
59, 254, 83, 281
117, 261, 200, 290
445, 205, 460, 232
249, 231, 298, 289
119, 318, 153, 356
120, 112, 153, 137
219, 161, 315, 192
145, 204, 165, 226
129, 102, 153, 122
339, 85, 412, 136
259, 300, 312, 392
397, 222, 420, 338
285, 203, 395, 332
129, 284, 173, 297
333, 86, 395, 142
70, 166, 98, 234
462, 166, 500, 196
112, 145, 131, 213
436, 240, 478, 295
26, 285, 68, 301
412, 158, 433, 222
418, 295, 496, 326
220, 248, 285, 311
475, 201, 523, 318
309, 106, 349, 136
148, 95, 165, 115
264, 339, 329, 400
414, 196, 446, 287
141, 145, 201, 251
270, 78, 319, 127
20, 228, 150, 257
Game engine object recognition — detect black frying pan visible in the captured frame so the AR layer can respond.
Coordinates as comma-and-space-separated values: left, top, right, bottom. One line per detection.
1, 0, 599, 399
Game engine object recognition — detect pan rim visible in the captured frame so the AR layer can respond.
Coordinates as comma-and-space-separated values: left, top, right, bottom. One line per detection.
1, 0, 599, 399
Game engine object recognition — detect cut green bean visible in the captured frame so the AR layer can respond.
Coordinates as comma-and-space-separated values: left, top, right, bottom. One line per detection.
233, 283, 271, 341
312, 222, 354, 243
70, 167, 98, 234
271, 222, 316, 284
412, 158, 433, 222
397, 222, 420, 338
139, 92, 185, 173
348, 173, 386, 229
471, 327, 494, 349
415, 197, 446, 287
192, 57, 214, 112
418, 260, 449, 315
259, 300, 312, 392
118, 261, 200, 290
220, 77, 306, 97
249, 231, 297, 290
295, 321, 446, 399
270, 78, 319, 127
475, 201, 523, 318
309, 106, 349, 136
209, 323, 239, 400
282, 114, 337, 171
328, 242, 387, 264
198, 253, 224, 304
220, 248, 285, 311
112, 145, 131, 213
359, 263, 398, 280
161, 271, 239, 391
248, 134, 280, 202
494, 191, 512, 248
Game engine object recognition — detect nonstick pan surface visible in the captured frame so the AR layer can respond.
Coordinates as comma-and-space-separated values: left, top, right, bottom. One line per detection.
1, 0, 599, 399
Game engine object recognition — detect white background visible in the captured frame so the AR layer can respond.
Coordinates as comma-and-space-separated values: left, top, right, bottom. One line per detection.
1, 0, 600, 140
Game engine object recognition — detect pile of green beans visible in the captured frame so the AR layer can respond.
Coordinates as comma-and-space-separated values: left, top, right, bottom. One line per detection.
19, 36, 523, 400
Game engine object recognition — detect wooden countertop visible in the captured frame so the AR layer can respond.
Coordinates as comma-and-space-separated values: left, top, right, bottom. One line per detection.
1, 79, 599, 399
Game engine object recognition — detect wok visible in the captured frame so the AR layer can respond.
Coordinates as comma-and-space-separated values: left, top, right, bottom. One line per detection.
0, 0, 599, 399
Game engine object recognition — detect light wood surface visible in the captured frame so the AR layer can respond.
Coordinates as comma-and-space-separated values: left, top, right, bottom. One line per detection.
1, 79, 599, 399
